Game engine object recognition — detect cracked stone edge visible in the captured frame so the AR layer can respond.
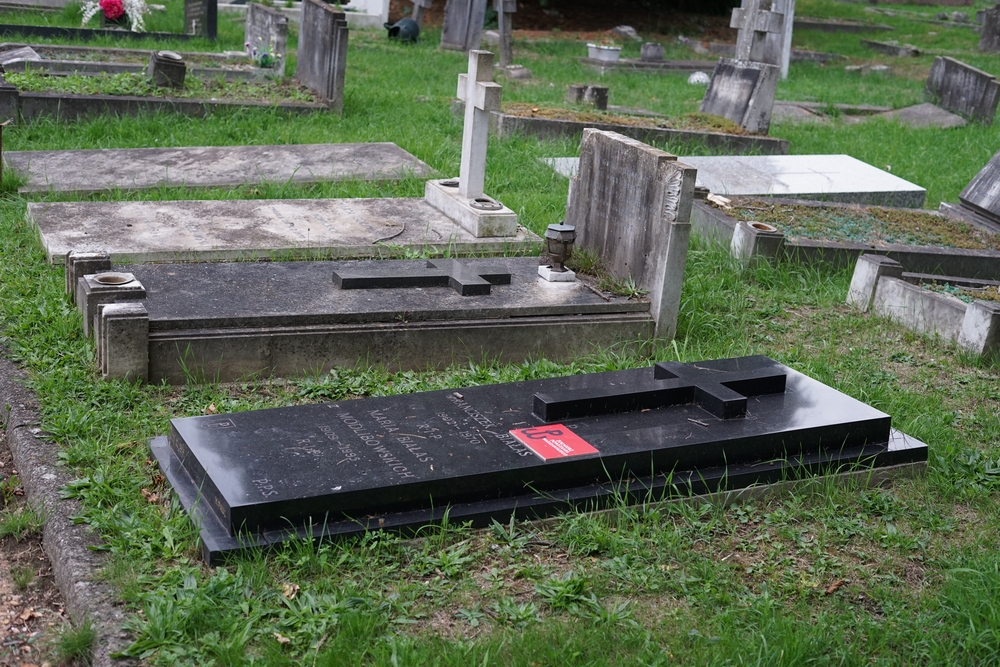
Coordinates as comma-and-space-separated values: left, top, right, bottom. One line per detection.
0, 350, 136, 667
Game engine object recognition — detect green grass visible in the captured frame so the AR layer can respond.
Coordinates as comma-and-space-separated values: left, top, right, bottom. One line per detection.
0, 0, 998, 664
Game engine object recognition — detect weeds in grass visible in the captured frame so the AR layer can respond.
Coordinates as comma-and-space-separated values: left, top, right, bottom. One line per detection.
11, 565, 35, 591
50, 617, 96, 667
0, 506, 45, 541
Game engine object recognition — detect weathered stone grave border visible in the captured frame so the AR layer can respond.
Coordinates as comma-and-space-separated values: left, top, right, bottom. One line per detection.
691, 198, 1000, 280
846, 254, 1000, 358
0, 89, 326, 122
578, 57, 718, 74
792, 17, 893, 32
487, 109, 789, 155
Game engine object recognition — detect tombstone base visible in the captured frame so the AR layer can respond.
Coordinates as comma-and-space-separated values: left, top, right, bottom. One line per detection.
151, 428, 926, 564
425, 179, 520, 237
496, 64, 531, 80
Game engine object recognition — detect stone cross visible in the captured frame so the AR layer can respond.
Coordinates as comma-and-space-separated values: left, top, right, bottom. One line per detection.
333, 259, 511, 296
731, 0, 784, 63
534, 362, 787, 422
456, 50, 502, 199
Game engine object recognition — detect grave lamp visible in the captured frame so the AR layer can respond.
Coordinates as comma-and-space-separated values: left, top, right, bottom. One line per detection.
545, 223, 576, 272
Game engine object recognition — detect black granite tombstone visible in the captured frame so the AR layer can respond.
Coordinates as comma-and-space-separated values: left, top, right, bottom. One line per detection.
151, 355, 928, 563
184, 0, 218, 38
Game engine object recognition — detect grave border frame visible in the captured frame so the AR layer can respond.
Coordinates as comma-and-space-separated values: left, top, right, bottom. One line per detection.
692, 198, 1000, 280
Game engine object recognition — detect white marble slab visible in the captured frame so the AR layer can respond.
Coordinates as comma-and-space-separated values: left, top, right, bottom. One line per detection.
29, 197, 538, 264
543, 154, 926, 207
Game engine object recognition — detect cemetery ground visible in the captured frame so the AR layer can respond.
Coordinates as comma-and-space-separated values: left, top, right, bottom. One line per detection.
0, 0, 997, 663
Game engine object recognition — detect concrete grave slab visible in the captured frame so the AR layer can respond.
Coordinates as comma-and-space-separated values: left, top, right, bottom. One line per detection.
30, 197, 538, 264
878, 102, 967, 129
681, 154, 925, 207
544, 154, 926, 208
5, 143, 431, 195
80, 257, 651, 383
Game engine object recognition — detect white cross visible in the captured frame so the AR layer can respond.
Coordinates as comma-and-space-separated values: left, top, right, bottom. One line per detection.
731, 0, 784, 63
456, 50, 502, 199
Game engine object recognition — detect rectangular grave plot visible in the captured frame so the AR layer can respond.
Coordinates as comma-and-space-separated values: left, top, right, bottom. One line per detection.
157, 356, 923, 559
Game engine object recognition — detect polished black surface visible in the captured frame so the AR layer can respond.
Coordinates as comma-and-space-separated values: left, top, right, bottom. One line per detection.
165, 356, 903, 541
535, 362, 787, 421
333, 259, 512, 296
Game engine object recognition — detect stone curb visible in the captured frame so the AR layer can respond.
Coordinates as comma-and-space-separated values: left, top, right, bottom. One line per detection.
0, 352, 135, 667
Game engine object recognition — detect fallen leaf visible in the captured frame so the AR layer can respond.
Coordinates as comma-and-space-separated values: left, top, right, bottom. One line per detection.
140, 488, 160, 504
281, 583, 300, 600
151, 474, 166, 486
18, 609, 39, 622
825, 579, 848, 595
205, 404, 218, 415
273, 632, 291, 645
531, 106, 539, 113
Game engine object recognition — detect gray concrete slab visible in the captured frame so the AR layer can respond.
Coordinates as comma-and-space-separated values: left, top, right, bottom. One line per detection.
5, 143, 432, 194
29, 197, 539, 264
878, 102, 967, 128
543, 154, 926, 207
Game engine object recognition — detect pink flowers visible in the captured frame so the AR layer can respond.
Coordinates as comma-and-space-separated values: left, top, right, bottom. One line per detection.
99, 0, 125, 20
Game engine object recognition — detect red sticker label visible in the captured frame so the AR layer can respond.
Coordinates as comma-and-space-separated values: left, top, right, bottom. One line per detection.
509, 425, 599, 461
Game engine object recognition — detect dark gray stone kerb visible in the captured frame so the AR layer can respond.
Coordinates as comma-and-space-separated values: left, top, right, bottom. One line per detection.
0, 352, 135, 667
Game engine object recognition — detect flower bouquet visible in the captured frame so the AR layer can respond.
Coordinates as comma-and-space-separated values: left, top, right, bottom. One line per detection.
245, 37, 282, 69
82, 0, 150, 32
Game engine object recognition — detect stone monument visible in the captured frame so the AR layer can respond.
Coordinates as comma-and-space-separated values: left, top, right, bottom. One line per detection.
699, 59, 780, 134
924, 56, 1000, 125
565, 129, 698, 338
425, 50, 518, 237
979, 3, 1000, 52
441, 0, 487, 51
150, 355, 928, 562
296, 0, 349, 112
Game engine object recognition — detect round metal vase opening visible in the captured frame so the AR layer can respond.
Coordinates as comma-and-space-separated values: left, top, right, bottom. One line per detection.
94, 272, 136, 285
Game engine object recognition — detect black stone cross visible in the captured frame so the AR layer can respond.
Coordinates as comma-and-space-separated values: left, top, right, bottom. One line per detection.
333, 259, 512, 296
534, 360, 787, 422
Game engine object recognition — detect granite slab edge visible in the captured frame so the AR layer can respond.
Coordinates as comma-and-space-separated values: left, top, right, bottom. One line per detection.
0, 350, 135, 667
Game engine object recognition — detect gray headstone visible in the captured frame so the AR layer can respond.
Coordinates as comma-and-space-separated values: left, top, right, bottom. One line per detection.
565, 129, 697, 338
980, 4, 1000, 52
699, 58, 780, 134
566, 84, 607, 110
441, 0, 487, 52
296, 0, 349, 112
0, 46, 41, 65
184, 0, 217, 38
640, 43, 665, 62
925, 56, 1000, 125
958, 148, 1000, 224
411, 0, 434, 28
245, 3, 288, 76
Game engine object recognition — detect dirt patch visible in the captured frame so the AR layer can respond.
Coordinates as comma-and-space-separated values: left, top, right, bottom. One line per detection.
503, 102, 750, 135
0, 429, 67, 666
721, 198, 1000, 251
